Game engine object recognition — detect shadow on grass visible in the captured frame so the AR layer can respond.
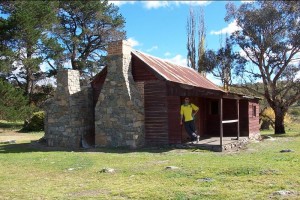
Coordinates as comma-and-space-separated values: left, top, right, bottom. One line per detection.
0, 121, 23, 130
0, 141, 178, 154
261, 133, 300, 139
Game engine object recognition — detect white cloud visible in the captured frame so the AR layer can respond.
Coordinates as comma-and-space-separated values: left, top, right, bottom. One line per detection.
210, 20, 242, 35
143, 1, 210, 9
36, 77, 56, 87
146, 45, 158, 52
109, 1, 211, 9
127, 37, 140, 47
173, 1, 211, 6
164, 51, 171, 57
239, 49, 252, 61
166, 54, 187, 67
296, 71, 300, 79
109, 1, 135, 7
241, 1, 255, 4
144, 1, 169, 9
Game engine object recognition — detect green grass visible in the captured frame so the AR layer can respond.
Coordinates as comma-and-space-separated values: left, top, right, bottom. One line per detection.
0, 120, 23, 130
0, 121, 299, 199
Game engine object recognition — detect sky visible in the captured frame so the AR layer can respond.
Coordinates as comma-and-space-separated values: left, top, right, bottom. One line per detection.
4, 0, 249, 86
4, 0, 299, 86
108, 0, 251, 84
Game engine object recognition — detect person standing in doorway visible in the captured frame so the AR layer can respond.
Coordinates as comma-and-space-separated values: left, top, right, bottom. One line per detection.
180, 97, 199, 142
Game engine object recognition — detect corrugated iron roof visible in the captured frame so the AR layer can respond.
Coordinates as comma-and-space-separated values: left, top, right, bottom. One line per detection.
132, 50, 224, 92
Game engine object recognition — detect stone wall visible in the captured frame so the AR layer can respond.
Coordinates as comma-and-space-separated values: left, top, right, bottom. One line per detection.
44, 70, 94, 148
94, 40, 145, 148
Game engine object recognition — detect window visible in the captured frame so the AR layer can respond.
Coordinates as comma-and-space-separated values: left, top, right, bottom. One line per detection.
252, 105, 256, 117
210, 100, 219, 115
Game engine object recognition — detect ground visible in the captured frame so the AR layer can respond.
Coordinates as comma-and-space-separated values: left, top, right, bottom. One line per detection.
0, 118, 299, 200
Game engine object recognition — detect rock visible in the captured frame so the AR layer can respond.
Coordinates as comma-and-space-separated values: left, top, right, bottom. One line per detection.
280, 149, 294, 153
265, 136, 276, 141
99, 168, 116, 173
68, 168, 75, 171
165, 166, 180, 170
273, 190, 294, 196
197, 178, 214, 182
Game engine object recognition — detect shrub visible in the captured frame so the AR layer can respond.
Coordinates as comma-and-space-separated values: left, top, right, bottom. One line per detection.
22, 111, 44, 132
290, 109, 300, 117
260, 107, 292, 130
0, 80, 33, 121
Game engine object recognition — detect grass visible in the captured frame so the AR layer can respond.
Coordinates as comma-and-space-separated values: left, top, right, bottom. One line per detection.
0, 120, 299, 199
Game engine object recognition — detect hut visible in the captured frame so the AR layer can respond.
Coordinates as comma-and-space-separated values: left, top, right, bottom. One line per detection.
91, 40, 260, 149
45, 40, 259, 151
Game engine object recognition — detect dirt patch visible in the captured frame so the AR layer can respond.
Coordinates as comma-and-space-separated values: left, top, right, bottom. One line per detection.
0, 131, 44, 143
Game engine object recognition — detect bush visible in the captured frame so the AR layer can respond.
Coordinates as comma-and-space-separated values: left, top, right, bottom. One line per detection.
260, 107, 292, 130
22, 111, 44, 132
0, 80, 33, 121
290, 109, 300, 117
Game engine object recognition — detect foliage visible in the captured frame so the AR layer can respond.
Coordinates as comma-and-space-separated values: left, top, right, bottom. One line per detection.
52, 0, 126, 79
203, 37, 247, 91
260, 107, 292, 130
0, 80, 33, 121
22, 111, 44, 132
186, 7, 207, 75
1, 0, 126, 106
0, 1, 60, 104
290, 109, 300, 117
226, 1, 300, 134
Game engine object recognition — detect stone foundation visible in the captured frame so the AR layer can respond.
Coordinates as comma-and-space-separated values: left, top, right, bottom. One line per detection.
94, 40, 145, 148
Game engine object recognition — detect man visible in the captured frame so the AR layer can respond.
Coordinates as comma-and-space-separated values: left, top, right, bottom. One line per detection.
180, 97, 199, 142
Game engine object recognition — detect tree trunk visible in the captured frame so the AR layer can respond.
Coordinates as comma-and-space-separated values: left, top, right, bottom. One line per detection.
274, 107, 286, 134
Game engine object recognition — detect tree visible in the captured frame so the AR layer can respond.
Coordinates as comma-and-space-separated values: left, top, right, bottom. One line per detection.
260, 107, 292, 130
197, 7, 206, 75
186, 8, 196, 70
0, 1, 59, 104
186, 7, 207, 74
226, 1, 300, 134
0, 80, 33, 121
52, 0, 126, 78
202, 37, 246, 91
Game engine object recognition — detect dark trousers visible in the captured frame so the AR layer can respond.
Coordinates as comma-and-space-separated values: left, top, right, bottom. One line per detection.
184, 120, 197, 141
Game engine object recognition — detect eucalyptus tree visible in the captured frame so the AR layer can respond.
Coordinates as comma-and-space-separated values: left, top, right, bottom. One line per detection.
226, 1, 300, 134
202, 37, 246, 91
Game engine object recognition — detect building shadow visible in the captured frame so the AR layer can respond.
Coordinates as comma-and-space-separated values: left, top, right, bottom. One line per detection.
0, 140, 180, 154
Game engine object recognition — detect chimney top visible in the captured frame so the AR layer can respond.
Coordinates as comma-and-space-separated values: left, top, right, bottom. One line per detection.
107, 40, 132, 56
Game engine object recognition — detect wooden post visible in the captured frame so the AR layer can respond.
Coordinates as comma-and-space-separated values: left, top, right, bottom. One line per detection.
237, 99, 240, 140
220, 98, 223, 147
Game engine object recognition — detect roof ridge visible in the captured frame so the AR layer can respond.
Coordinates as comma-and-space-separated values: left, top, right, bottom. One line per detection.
131, 50, 223, 92
133, 49, 190, 69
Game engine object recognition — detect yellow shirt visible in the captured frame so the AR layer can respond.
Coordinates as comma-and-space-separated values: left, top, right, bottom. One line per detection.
180, 103, 199, 122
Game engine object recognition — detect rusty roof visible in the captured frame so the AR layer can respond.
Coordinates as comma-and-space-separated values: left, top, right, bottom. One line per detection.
132, 50, 224, 92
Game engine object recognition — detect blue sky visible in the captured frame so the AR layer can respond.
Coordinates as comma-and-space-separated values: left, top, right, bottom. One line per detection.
110, 1, 247, 67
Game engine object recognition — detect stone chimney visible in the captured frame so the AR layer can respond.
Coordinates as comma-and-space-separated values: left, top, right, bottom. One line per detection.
55, 70, 81, 100
45, 70, 94, 148
94, 40, 145, 148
